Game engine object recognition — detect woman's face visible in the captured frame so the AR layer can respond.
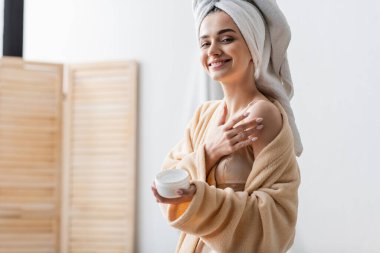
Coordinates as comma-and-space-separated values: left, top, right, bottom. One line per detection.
199, 11, 253, 82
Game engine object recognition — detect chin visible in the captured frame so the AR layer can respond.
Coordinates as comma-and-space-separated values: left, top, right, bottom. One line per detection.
209, 74, 221, 81
208, 70, 230, 82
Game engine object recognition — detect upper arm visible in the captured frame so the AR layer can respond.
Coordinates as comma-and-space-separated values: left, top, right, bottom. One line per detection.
245, 100, 282, 157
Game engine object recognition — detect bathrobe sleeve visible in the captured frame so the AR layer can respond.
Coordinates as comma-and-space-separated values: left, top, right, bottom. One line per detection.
159, 101, 217, 220
168, 166, 300, 253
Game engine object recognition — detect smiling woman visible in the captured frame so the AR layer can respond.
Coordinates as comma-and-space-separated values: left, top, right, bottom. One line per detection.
151, 1, 302, 252
199, 9, 253, 85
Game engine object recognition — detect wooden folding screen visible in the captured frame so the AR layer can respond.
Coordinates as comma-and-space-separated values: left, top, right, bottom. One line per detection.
62, 62, 137, 253
0, 58, 137, 253
0, 57, 63, 253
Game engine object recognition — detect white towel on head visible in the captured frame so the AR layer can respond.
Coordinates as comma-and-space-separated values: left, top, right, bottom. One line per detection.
193, 0, 303, 156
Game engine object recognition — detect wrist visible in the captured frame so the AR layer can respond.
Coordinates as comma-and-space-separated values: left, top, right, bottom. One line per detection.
204, 143, 219, 171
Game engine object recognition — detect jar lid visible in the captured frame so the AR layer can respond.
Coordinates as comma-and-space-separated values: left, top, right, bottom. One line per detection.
155, 168, 189, 185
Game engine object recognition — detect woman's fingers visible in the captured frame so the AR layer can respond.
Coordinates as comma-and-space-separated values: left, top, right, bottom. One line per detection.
151, 182, 196, 204
234, 136, 258, 150
230, 124, 264, 144
227, 116, 264, 143
224, 112, 250, 130
151, 184, 162, 201
152, 185, 174, 203
176, 184, 196, 196
228, 119, 263, 137
235, 117, 263, 131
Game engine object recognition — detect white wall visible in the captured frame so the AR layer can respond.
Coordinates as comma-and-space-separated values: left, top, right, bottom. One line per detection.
23, 0, 380, 252
281, 1, 380, 252
24, 1, 195, 252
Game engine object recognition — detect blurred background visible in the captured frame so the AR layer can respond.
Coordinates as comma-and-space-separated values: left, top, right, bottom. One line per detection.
0, 0, 380, 252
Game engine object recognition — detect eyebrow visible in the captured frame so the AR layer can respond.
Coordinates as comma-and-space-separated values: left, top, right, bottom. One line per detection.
199, 28, 237, 39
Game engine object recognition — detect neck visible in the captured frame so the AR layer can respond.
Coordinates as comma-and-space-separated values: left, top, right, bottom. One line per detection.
220, 73, 265, 118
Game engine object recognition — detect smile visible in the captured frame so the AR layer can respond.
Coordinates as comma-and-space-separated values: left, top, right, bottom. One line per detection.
208, 59, 231, 68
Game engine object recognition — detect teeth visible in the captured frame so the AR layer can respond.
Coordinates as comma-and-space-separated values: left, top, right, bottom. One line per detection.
211, 61, 224, 67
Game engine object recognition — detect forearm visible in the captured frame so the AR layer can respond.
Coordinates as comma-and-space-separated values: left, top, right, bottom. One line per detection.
169, 180, 298, 253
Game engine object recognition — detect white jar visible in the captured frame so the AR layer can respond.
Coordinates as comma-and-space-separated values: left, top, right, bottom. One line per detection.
155, 168, 190, 198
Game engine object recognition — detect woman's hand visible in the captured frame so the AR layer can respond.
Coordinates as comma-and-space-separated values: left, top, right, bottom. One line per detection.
204, 102, 264, 170
151, 182, 197, 205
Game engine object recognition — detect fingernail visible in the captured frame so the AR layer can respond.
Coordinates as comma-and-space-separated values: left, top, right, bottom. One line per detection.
243, 112, 250, 117
250, 137, 258, 142
256, 118, 263, 123
256, 125, 264, 130
176, 190, 183, 195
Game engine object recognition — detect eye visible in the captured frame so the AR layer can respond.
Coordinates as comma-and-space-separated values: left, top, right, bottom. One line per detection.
200, 41, 210, 48
221, 37, 234, 43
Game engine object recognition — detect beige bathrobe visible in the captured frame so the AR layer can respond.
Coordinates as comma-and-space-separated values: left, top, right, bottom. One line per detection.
161, 100, 300, 253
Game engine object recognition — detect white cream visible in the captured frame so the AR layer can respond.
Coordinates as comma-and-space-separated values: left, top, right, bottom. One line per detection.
155, 168, 190, 198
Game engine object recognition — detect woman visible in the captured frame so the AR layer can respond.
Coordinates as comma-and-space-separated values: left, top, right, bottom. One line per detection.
152, 0, 303, 252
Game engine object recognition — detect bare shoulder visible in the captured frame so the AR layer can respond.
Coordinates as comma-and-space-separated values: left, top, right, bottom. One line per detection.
245, 100, 283, 155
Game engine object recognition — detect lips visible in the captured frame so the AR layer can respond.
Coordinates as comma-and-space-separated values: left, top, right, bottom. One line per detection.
208, 59, 231, 68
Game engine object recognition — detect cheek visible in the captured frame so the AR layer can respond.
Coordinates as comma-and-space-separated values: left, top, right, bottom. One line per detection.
233, 50, 251, 66
200, 52, 208, 69
227, 44, 251, 63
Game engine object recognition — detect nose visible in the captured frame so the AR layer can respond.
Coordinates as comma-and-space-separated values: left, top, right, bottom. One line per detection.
208, 41, 221, 56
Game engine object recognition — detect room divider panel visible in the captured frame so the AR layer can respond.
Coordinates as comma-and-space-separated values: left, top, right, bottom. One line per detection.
0, 58, 137, 253
0, 57, 63, 253
62, 62, 137, 253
